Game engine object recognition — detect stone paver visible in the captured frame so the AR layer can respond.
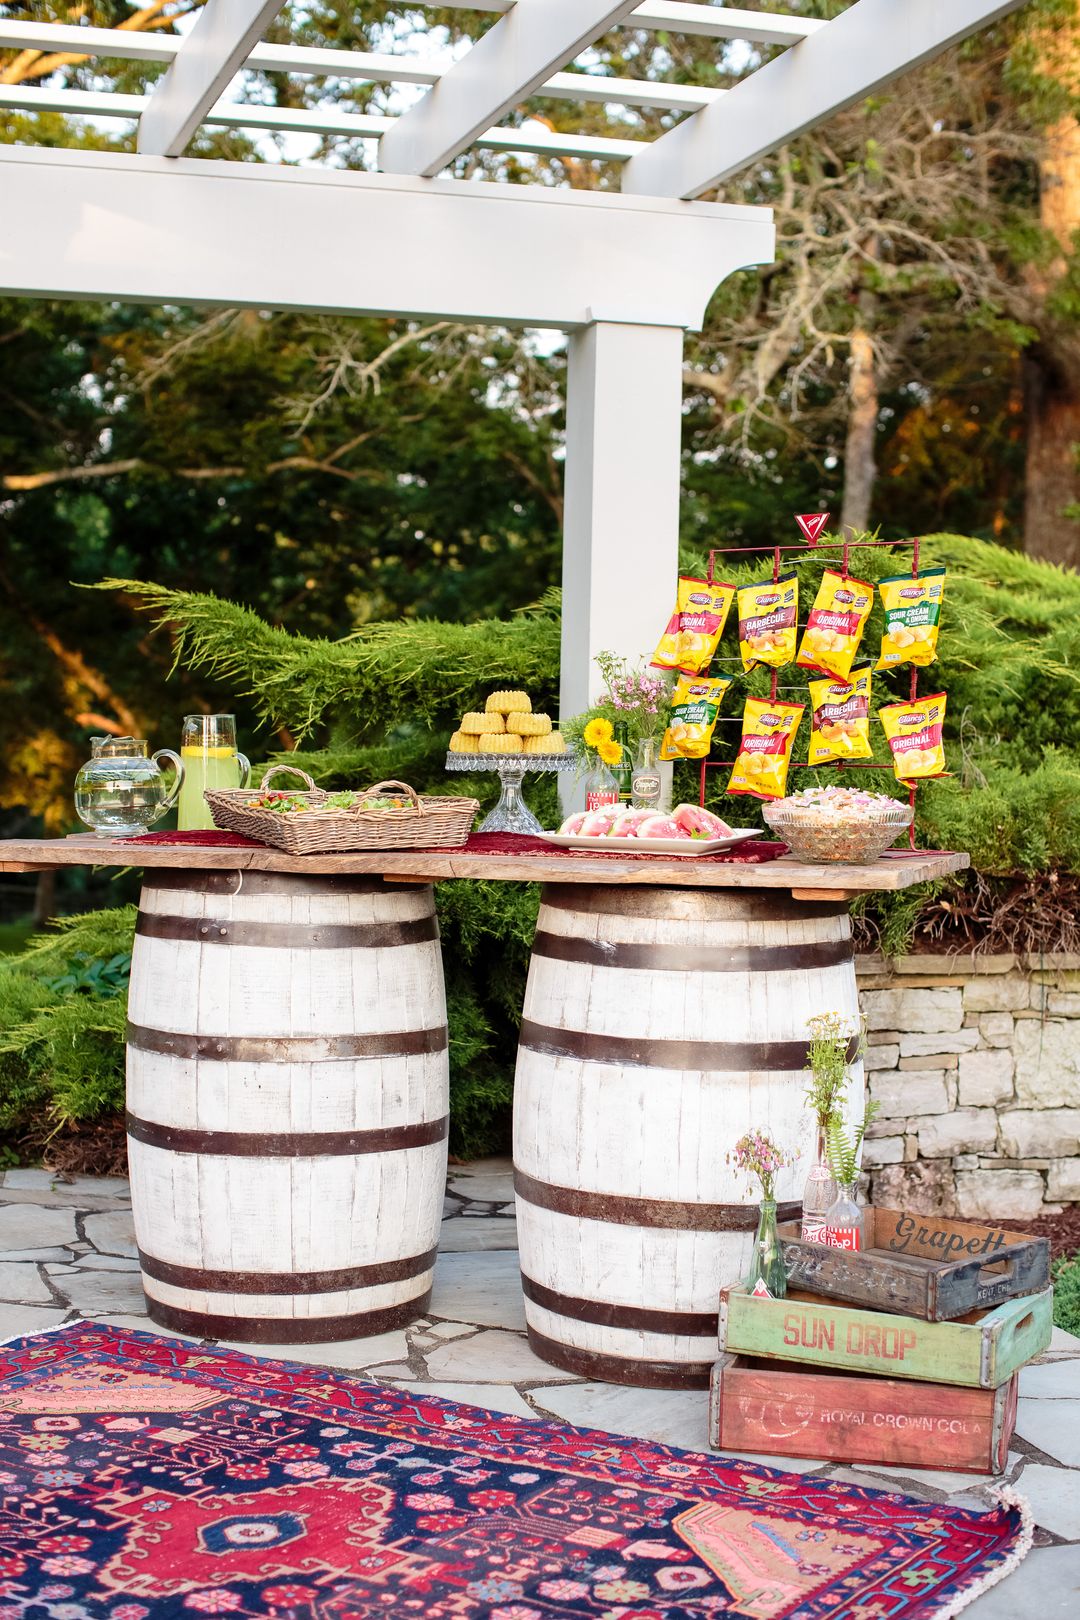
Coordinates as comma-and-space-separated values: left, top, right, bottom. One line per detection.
0, 1155, 1077, 1617
83, 1208, 137, 1258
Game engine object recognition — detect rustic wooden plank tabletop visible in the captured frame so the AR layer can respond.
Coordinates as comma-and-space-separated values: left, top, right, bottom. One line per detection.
0, 836, 969, 896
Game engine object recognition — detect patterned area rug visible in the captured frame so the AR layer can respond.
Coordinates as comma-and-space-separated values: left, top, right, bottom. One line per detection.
0, 1324, 1028, 1619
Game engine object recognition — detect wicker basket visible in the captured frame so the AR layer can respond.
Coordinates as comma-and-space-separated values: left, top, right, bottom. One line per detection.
205, 767, 479, 854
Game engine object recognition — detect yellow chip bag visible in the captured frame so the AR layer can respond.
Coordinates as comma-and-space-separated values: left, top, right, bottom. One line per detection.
727, 697, 805, 800
808, 667, 873, 764
879, 692, 947, 780
737, 572, 798, 672
877, 568, 946, 669
796, 569, 874, 682
659, 674, 732, 761
651, 576, 736, 676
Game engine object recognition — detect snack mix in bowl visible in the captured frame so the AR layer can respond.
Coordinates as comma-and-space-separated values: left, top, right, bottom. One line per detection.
762, 785, 913, 864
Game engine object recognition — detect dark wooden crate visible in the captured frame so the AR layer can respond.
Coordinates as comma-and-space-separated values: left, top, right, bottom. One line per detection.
720, 1284, 1052, 1387
709, 1353, 1018, 1474
778, 1206, 1050, 1321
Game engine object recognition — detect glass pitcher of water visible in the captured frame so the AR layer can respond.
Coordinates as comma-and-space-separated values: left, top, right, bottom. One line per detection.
178, 714, 251, 831
74, 737, 185, 837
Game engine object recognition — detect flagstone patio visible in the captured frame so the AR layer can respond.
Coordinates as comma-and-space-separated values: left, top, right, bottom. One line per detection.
1, 1157, 1078, 1615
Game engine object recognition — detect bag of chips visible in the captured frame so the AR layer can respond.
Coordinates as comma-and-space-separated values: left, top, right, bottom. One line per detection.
737, 572, 799, 671
651, 576, 736, 676
879, 692, 947, 780
877, 568, 947, 669
659, 674, 732, 760
727, 697, 805, 800
796, 569, 874, 682
808, 667, 873, 764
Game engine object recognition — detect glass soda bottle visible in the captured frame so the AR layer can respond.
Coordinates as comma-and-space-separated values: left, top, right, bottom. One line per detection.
824, 1181, 864, 1251
801, 1128, 837, 1244
585, 761, 620, 812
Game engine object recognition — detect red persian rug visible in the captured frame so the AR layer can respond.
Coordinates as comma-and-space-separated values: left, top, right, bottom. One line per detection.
0, 1323, 1029, 1619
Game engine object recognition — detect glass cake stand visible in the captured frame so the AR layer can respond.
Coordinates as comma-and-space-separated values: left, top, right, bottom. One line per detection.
445, 751, 578, 835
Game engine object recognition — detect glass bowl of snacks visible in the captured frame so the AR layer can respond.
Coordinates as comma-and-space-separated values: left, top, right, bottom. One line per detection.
762, 786, 913, 865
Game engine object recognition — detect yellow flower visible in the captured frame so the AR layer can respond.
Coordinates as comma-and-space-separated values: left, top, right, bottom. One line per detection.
597, 738, 623, 766
583, 717, 614, 748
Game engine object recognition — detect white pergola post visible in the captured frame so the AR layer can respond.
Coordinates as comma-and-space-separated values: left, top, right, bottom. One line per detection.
560, 319, 685, 808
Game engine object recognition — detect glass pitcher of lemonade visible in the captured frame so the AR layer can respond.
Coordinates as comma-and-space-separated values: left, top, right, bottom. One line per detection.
178, 714, 251, 831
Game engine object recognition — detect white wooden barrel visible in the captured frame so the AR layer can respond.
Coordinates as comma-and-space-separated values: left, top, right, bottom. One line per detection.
126, 870, 448, 1343
513, 883, 864, 1389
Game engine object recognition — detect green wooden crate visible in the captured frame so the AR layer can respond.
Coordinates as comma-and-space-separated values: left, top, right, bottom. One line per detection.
719, 1284, 1052, 1388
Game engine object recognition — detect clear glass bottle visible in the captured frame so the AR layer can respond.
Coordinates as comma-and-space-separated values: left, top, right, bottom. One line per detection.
801, 1127, 837, 1243
824, 1181, 864, 1251
746, 1198, 788, 1299
612, 723, 634, 802
631, 735, 662, 811
585, 760, 620, 812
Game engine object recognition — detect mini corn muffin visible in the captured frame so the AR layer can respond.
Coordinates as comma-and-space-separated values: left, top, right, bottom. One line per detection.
459, 711, 505, 735
523, 730, 566, 754
506, 712, 552, 736
448, 731, 477, 753
479, 732, 523, 754
485, 691, 531, 715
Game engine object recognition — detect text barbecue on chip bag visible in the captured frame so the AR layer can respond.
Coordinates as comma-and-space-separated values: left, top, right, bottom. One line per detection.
879, 692, 948, 780
877, 568, 947, 669
737, 572, 799, 672
796, 569, 874, 682
659, 674, 732, 760
651, 576, 736, 677
727, 697, 805, 800
808, 667, 873, 764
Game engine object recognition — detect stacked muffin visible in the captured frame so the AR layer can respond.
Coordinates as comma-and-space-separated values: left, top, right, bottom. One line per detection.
449, 692, 566, 756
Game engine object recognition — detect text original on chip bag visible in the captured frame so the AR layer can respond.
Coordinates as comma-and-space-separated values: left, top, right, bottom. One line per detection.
660, 674, 733, 760
808, 667, 873, 764
796, 569, 875, 682
879, 692, 948, 780
737, 572, 799, 672
651, 576, 736, 676
727, 697, 805, 800
877, 567, 947, 668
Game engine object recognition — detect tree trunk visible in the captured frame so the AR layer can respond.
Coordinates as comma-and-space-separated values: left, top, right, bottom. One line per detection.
841, 321, 879, 536
1024, 29, 1080, 564
1023, 346, 1080, 568
31, 870, 56, 932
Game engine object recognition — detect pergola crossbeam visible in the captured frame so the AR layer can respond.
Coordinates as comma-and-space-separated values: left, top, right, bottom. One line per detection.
621, 0, 1030, 198
442, 1, 821, 44
377, 0, 641, 177
137, 0, 286, 157
0, 21, 718, 113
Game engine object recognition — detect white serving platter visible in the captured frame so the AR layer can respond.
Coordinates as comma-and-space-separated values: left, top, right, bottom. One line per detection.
537, 830, 764, 856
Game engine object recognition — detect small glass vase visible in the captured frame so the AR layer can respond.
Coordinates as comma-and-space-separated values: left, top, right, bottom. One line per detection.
631, 735, 662, 812
746, 1198, 788, 1299
824, 1181, 864, 1251
801, 1128, 838, 1244
585, 761, 620, 812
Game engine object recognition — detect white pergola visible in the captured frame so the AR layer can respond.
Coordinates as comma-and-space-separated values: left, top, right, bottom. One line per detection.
0, 0, 1024, 727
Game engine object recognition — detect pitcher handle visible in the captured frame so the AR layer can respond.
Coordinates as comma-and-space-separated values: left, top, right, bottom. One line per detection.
151, 748, 186, 816
236, 751, 252, 788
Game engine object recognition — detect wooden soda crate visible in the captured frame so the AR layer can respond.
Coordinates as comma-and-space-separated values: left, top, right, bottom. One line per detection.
720, 1284, 1052, 1388
709, 1353, 1018, 1474
778, 1206, 1050, 1321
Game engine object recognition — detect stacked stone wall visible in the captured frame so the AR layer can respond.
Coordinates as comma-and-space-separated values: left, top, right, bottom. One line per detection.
854, 953, 1080, 1218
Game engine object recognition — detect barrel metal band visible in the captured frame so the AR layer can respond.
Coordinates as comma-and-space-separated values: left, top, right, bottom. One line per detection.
525, 1325, 711, 1390
539, 884, 846, 923
144, 1291, 433, 1345
531, 930, 852, 974
514, 1167, 800, 1232
521, 1272, 719, 1336
126, 1021, 448, 1063
138, 1245, 438, 1295
518, 1019, 859, 1073
141, 870, 420, 897
126, 1111, 448, 1159
136, 911, 439, 950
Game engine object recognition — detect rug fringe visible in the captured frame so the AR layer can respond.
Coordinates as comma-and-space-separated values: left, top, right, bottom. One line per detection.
0, 1315, 83, 1348
932, 1486, 1033, 1620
